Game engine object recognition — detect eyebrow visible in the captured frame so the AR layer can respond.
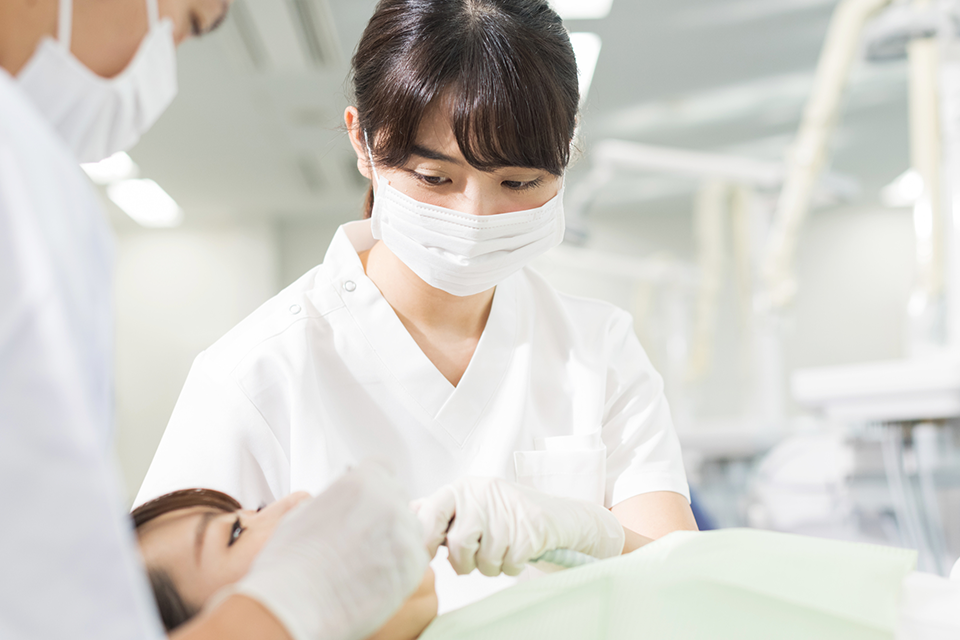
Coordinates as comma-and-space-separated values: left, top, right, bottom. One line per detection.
410, 145, 464, 166
194, 511, 217, 565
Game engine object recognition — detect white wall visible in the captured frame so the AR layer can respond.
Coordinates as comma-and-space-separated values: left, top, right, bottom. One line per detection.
277, 216, 353, 288
788, 206, 915, 368
113, 223, 279, 504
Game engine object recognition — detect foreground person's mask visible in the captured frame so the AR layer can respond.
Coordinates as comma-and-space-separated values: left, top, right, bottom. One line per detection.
17, 0, 178, 163
366, 139, 566, 297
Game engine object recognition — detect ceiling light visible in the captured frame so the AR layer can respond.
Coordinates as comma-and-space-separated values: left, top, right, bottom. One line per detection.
80, 152, 139, 185
569, 32, 602, 106
880, 169, 923, 208
552, 0, 613, 20
107, 179, 184, 228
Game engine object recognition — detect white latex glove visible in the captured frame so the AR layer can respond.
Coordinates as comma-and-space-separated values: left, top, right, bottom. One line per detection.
412, 477, 624, 577
213, 462, 430, 640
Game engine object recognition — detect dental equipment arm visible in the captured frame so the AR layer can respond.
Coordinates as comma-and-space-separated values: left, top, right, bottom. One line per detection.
413, 477, 625, 577
206, 462, 431, 640
760, 0, 894, 307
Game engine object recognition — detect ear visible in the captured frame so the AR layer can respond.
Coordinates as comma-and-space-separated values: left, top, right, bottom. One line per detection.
344, 106, 372, 182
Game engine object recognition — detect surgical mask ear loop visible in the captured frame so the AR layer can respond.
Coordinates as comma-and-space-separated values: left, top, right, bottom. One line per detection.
363, 130, 383, 185
146, 0, 160, 29
57, 0, 73, 48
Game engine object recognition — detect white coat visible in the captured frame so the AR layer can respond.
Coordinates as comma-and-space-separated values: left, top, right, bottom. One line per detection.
0, 69, 163, 639
137, 219, 689, 611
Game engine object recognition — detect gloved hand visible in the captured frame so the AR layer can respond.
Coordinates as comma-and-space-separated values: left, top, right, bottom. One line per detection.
213, 462, 430, 640
412, 477, 625, 577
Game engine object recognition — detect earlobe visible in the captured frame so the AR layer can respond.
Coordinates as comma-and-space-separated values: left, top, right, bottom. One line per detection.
344, 106, 372, 181
357, 157, 372, 182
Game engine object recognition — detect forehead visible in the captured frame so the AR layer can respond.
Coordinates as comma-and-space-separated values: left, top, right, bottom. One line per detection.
414, 99, 458, 149
137, 507, 221, 567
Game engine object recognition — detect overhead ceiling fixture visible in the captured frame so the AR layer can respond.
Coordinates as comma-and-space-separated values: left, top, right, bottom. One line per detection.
551, 0, 613, 20
569, 32, 602, 106
229, 0, 341, 72
80, 152, 139, 185
880, 169, 923, 208
107, 179, 184, 228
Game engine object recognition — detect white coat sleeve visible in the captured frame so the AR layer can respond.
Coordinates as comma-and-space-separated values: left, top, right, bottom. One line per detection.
601, 309, 691, 508
135, 352, 289, 509
0, 147, 164, 640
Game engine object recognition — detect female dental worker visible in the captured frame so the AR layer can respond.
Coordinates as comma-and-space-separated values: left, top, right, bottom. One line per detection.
0, 0, 430, 638
137, 0, 699, 609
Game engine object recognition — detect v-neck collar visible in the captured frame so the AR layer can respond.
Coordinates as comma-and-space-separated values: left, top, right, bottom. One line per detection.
325, 221, 518, 447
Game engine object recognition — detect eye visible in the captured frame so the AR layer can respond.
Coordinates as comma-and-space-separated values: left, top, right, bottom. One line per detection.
228, 517, 245, 547
190, 13, 203, 37
502, 177, 544, 191
411, 172, 449, 187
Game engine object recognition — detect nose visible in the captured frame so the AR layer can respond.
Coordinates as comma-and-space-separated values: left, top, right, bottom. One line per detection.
458, 185, 513, 217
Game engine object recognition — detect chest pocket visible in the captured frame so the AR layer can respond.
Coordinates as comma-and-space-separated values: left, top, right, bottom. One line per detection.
513, 430, 606, 505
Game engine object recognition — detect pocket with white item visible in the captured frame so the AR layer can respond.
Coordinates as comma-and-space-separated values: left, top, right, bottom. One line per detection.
514, 430, 607, 505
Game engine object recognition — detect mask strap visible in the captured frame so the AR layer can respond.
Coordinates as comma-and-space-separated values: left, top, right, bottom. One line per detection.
146, 0, 160, 27
58, 0, 73, 48
363, 130, 382, 184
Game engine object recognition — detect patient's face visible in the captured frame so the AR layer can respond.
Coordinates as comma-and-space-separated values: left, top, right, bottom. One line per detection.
137, 491, 310, 606
137, 491, 438, 640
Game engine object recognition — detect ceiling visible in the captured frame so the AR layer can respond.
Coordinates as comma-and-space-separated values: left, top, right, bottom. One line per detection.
124, 0, 912, 228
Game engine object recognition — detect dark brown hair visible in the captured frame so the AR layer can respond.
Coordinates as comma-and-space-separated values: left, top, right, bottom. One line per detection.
132, 489, 242, 632
352, 0, 580, 217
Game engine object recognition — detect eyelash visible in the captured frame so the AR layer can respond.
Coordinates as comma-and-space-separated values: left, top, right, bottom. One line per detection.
503, 177, 544, 191
228, 517, 244, 547
410, 172, 544, 191
190, 14, 202, 37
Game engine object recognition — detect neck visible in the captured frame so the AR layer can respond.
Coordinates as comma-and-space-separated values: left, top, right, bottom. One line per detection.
362, 240, 494, 341
0, 0, 56, 76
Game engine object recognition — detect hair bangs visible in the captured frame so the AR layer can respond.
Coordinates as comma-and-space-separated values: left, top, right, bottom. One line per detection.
449, 52, 575, 175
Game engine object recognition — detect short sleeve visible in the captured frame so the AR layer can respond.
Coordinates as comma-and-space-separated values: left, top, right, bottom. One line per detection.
600, 309, 690, 507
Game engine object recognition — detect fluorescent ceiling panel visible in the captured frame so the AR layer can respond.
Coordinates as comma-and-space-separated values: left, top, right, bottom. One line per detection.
551, 0, 613, 20
569, 32, 602, 106
107, 179, 184, 228
880, 169, 923, 208
81, 152, 139, 185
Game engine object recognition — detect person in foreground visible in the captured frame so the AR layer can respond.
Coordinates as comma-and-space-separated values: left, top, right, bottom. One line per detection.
136, 473, 960, 640
0, 0, 430, 636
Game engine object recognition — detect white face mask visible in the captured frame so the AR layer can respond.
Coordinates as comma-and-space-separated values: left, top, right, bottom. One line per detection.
366, 139, 566, 297
17, 0, 178, 163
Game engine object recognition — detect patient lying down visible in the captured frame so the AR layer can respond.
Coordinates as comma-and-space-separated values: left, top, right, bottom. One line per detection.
133, 489, 437, 640
134, 485, 960, 640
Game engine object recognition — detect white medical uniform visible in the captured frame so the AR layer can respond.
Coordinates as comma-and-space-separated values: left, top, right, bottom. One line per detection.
137, 219, 689, 610
0, 69, 163, 638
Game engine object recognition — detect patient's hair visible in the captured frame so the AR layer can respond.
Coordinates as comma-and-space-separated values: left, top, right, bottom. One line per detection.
351, 0, 580, 217
132, 488, 242, 631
